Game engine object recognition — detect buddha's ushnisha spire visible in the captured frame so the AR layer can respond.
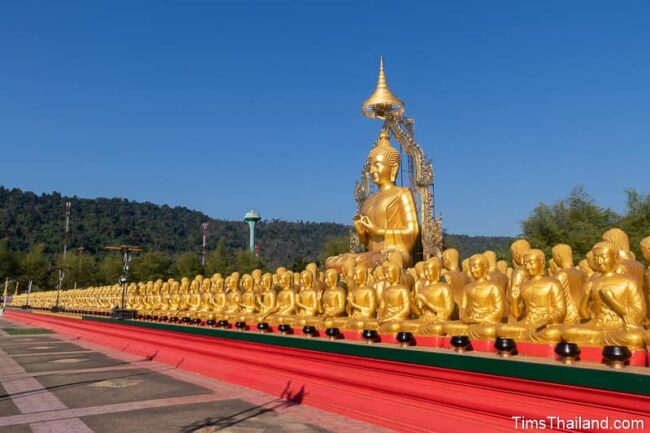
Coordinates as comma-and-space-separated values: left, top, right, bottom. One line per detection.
361, 56, 405, 119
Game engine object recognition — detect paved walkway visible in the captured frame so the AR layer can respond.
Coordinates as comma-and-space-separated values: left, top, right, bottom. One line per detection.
0, 318, 396, 433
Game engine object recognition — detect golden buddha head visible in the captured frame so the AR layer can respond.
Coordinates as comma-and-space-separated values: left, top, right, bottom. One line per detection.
385, 262, 401, 285
214, 277, 224, 292
442, 248, 460, 271
306, 263, 319, 280
261, 273, 273, 290
202, 278, 212, 292
424, 257, 442, 282
190, 280, 199, 293
551, 243, 573, 268
242, 274, 254, 291
468, 254, 489, 281
511, 239, 531, 266
279, 272, 291, 290
353, 264, 368, 286
640, 236, 650, 263
592, 242, 618, 273
324, 269, 339, 288
252, 269, 262, 282
461, 258, 470, 276
368, 130, 400, 186
496, 260, 508, 275
414, 261, 425, 279
602, 228, 630, 254
300, 270, 314, 290
523, 249, 546, 278
482, 251, 498, 271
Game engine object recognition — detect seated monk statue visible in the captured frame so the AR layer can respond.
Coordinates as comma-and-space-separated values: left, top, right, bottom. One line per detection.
267, 272, 297, 325
256, 273, 277, 322
506, 239, 531, 322
496, 249, 566, 342
410, 261, 426, 316
224, 273, 242, 322
549, 244, 584, 324
441, 248, 470, 307
152, 282, 171, 319
364, 262, 411, 333
196, 279, 215, 322
238, 274, 258, 323
166, 281, 182, 320
210, 276, 227, 320
295, 270, 322, 326
180, 279, 202, 321
319, 269, 347, 329
603, 228, 647, 319
403, 257, 456, 336
326, 129, 419, 270
483, 251, 508, 296
345, 264, 378, 330
562, 242, 646, 349
444, 254, 505, 340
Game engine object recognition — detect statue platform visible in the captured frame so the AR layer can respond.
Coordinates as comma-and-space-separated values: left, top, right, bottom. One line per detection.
6, 308, 650, 433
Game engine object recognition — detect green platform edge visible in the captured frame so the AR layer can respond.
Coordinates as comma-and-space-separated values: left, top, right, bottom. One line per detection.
82, 315, 650, 396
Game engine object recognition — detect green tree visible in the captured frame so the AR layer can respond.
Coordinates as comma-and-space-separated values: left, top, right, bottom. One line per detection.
317, 236, 349, 266
0, 238, 18, 283
132, 251, 171, 282
98, 254, 124, 285
173, 252, 203, 279
619, 189, 650, 259
521, 186, 619, 259
233, 250, 265, 274
204, 238, 232, 276
20, 243, 50, 290
291, 255, 308, 272
58, 250, 98, 289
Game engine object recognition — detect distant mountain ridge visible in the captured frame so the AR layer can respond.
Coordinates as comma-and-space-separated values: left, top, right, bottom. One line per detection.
0, 186, 514, 267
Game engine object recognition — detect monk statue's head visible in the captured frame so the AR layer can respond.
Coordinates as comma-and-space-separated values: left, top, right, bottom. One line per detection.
592, 241, 618, 273
523, 249, 546, 278
468, 254, 489, 281
442, 248, 460, 271
368, 129, 400, 185
602, 228, 631, 258
511, 239, 531, 266
640, 236, 650, 264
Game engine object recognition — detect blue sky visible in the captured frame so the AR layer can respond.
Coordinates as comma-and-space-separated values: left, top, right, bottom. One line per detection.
1, 1, 649, 236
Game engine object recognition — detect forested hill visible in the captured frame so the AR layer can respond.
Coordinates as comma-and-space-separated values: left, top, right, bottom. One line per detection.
0, 186, 514, 268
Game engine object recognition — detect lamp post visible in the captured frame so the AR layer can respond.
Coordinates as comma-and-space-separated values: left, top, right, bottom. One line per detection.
105, 245, 142, 320
53, 201, 71, 312
200, 223, 208, 268
75, 246, 84, 289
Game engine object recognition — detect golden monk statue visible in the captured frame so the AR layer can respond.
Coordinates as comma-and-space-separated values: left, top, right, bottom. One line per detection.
238, 274, 258, 323
345, 264, 378, 330
549, 244, 584, 324
267, 272, 297, 325
506, 239, 531, 322
441, 248, 470, 307
326, 129, 419, 270
367, 262, 411, 333
562, 242, 646, 349
319, 269, 347, 329
444, 254, 505, 340
295, 270, 322, 326
256, 273, 277, 321
403, 258, 455, 336
496, 249, 566, 342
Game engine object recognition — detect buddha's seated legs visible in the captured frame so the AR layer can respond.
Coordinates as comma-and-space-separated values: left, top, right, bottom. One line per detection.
496, 323, 529, 340
443, 321, 470, 337
358, 319, 380, 330
320, 317, 348, 329
604, 327, 645, 349
414, 321, 445, 336
399, 320, 425, 333
197, 311, 215, 321
377, 320, 402, 334
343, 317, 369, 331
562, 324, 605, 347
468, 323, 498, 340
529, 324, 563, 343
268, 314, 296, 326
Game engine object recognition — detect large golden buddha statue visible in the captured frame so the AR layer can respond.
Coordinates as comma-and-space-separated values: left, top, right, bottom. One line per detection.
326, 129, 419, 270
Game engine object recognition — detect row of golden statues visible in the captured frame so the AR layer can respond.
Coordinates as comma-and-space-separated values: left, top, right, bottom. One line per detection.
12, 228, 650, 350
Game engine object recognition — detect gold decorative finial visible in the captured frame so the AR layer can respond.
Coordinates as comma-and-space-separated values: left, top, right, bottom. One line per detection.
361, 56, 405, 119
